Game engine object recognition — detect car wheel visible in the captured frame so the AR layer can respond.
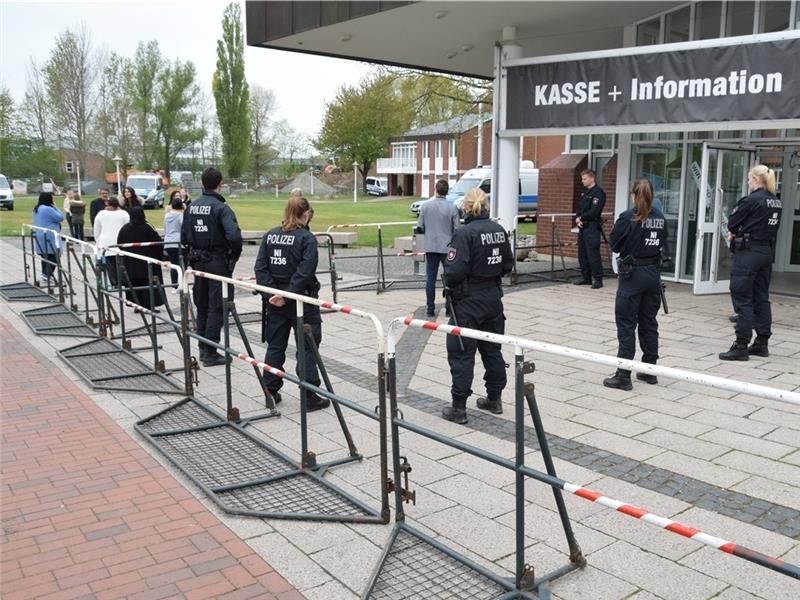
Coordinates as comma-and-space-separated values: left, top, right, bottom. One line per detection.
8, 205, 13, 211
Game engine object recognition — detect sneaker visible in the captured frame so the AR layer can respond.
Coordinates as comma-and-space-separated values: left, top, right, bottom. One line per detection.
476, 396, 503, 414
441, 406, 468, 424
171, 288, 179, 295
636, 373, 658, 385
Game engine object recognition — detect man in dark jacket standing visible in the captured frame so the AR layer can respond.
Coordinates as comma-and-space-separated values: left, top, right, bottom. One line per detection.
181, 167, 243, 366
89, 188, 109, 228
574, 169, 606, 288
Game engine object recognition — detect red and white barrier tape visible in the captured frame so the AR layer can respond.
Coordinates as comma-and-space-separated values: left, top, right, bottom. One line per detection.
114, 241, 164, 248
235, 352, 285, 379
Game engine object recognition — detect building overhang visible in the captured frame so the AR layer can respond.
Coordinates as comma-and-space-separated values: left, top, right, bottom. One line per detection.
246, 1, 683, 78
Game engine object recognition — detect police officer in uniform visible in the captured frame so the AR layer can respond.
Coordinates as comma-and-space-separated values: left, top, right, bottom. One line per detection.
603, 179, 668, 390
181, 167, 242, 367
254, 196, 329, 411
574, 169, 607, 288
719, 164, 782, 361
441, 188, 514, 424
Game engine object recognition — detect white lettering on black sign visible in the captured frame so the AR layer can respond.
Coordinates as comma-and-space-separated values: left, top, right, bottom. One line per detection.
189, 205, 211, 215
266, 233, 296, 245
480, 232, 506, 245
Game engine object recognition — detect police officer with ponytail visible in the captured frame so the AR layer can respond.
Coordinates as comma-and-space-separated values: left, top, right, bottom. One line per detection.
603, 179, 668, 391
719, 165, 782, 361
254, 196, 329, 411
441, 188, 514, 424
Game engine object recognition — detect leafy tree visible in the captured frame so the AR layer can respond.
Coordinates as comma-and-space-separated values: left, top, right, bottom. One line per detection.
104, 54, 138, 180
249, 84, 277, 184
44, 25, 98, 172
153, 59, 201, 179
315, 74, 410, 191
213, 2, 250, 178
132, 40, 161, 169
0, 88, 14, 139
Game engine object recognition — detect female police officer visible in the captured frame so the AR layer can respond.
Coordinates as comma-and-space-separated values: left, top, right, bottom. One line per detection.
254, 195, 329, 411
603, 179, 668, 391
719, 164, 782, 361
441, 188, 514, 424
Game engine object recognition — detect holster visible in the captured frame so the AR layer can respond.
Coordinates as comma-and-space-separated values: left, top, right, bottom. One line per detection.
618, 255, 634, 280
187, 248, 211, 266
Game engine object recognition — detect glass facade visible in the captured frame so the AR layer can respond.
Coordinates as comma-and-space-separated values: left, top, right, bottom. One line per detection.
726, 1, 756, 36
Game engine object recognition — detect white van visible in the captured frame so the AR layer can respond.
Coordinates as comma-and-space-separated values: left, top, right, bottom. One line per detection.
126, 173, 164, 209
365, 176, 388, 196
0, 173, 14, 211
410, 164, 539, 220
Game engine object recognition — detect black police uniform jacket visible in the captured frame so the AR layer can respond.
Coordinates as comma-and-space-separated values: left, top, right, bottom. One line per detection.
727, 187, 782, 244
180, 190, 243, 269
444, 210, 514, 291
575, 185, 606, 224
610, 207, 669, 259
254, 226, 321, 320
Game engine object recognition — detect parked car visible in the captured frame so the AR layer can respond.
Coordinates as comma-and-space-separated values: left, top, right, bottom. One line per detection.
0, 174, 14, 210
127, 173, 165, 209
365, 176, 388, 196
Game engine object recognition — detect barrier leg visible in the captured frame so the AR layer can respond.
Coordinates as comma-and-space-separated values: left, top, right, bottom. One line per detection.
376, 227, 383, 294
514, 348, 530, 590
304, 327, 359, 458
21, 231, 29, 283
223, 289, 237, 421
296, 308, 312, 468
387, 355, 406, 523
180, 285, 195, 396
553, 226, 568, 279
377, 352, 391, 523
147, 263, 162, 371
523, 381, 585, 567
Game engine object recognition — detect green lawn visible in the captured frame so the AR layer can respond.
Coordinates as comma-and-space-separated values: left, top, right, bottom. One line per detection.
0, 194, 535, 246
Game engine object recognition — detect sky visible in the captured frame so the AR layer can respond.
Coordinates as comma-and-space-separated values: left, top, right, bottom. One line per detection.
0, 0, 374, 138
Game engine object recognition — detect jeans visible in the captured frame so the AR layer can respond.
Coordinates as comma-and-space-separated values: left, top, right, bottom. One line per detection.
425, 252, 446, 313
165, 247, 181, 286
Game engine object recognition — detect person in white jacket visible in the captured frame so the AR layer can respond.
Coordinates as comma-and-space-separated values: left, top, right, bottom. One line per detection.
93, 196, 130, 285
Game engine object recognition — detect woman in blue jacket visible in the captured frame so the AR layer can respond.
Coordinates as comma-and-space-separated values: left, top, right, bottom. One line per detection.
31, 192, 64, 284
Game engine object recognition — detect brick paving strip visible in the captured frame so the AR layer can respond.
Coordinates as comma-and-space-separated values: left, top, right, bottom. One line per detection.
0, 315, 305, 600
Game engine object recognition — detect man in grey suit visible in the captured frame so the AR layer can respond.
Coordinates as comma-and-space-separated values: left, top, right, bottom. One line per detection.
416, 179, 459, 317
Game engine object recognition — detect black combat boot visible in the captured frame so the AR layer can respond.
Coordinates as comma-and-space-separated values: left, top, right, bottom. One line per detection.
603, 370, 632, 391
636, 372, 658, 385
747, 335, 769, 358
441, 405, 468, 424
728, 314, 738, 323
573, 278, 591, 286
306, 393, 330, 412
202, 352, 227, 367
719, 339, 749, 361
476, 393, 503, 414
267, 390, 282, 405
591, 279, 603, 289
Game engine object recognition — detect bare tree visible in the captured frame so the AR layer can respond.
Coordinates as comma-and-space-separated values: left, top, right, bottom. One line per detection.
249, 83, 277, 184
44, 24, 98, 171
20, 59, 50, 144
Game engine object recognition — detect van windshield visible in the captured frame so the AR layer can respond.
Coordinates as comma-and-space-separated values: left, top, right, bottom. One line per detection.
450, 177, 482, 194
126, 177, 157, 190
0, 175, 9, 189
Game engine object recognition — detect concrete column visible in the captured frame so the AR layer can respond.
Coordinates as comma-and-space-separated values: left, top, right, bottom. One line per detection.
491, 27, 522, 232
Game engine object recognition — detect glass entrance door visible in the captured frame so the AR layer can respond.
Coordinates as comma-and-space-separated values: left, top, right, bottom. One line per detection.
693, 143, 756, 294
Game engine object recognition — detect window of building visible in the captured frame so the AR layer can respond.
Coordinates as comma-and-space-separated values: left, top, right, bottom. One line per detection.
636, 17, 661, 45
65, 161, 74, 173
592, 134, 615, 150
726, 0, 756, 36
569, 135, 590, 151
422, 142, 429, 159
448, 139, 456, 156
665, 5, 691, 42
695, 1, 723, 39
435, 140, 442, 158
759, 1, 792, 31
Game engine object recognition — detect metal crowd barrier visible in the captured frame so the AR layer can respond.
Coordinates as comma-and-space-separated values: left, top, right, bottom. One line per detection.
326, 221, 419, 294
510, 212, 614, 285
362, 316, 800, 598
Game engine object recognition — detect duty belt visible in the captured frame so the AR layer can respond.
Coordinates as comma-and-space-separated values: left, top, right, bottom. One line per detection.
746, 239, 772, 247
632, 256, 660, 266
468, 278, 500, 289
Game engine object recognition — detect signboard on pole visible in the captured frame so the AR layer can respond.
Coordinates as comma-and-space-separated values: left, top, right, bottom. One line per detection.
505, 33, 800, 133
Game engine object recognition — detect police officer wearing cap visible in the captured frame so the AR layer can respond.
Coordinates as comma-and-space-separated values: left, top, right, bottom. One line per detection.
181, 167, 242, 367
719, 164, 782, 361
574, 169, 607, 288
254, 195, 329, 411
441, 188, 514, 424
603, 179, 668, 391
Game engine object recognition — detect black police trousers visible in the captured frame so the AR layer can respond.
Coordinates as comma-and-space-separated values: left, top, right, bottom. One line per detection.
615, 265, 660, 364
192, 257, 233, 351
262, 304, 322, 394
730, 246, 773, 341
447, 287, 506, 408
578, 223, 603, 282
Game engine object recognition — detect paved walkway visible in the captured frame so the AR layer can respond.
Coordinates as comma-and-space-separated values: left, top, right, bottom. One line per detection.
0, 316, 304, 600
2, 238, 799, 599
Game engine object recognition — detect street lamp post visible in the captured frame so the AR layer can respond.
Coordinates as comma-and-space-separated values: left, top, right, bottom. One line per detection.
75, 161, 82, 194
309, 167, 314, 196
352, 162, 359, 203
112, 155, 123, 196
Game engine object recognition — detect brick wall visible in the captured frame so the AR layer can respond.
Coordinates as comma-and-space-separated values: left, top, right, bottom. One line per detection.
537, 153, 618, 260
